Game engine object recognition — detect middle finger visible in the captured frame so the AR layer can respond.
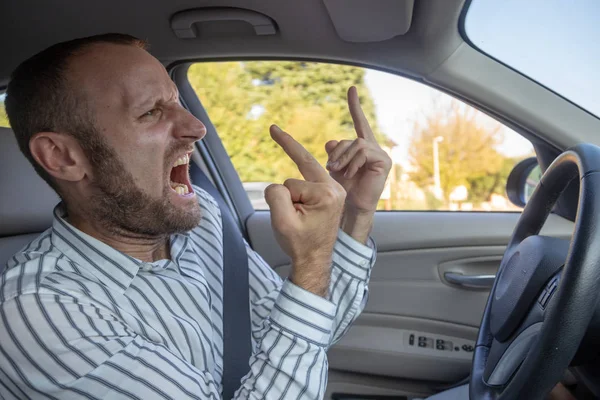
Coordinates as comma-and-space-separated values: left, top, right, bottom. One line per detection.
270, 125, 330, 182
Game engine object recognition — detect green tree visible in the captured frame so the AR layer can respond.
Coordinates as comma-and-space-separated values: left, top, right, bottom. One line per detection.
187, 61, 388, 184
466, 157, 518, 205
408, 99, 507, 205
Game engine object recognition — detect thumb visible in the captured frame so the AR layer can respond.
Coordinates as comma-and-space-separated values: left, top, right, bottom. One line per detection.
264, 184, 297, 227
325, 140, 338, 155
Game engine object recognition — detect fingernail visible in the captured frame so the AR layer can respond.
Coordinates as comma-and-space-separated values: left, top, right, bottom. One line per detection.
328, 161, 339, 170
271, 125, 281, 133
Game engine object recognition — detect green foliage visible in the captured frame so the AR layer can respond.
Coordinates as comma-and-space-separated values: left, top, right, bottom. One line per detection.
409, 100, 508, 205
467, 157, 517, 205
0, 100, 9, 127
188, 61, 385, 184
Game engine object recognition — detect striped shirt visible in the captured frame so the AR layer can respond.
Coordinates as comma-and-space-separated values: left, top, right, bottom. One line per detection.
0, 186, 375, 399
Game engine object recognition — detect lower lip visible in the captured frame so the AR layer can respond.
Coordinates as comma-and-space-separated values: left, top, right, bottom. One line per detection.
169, 186, 196, 200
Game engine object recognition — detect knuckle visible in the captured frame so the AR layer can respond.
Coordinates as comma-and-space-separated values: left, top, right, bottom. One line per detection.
385, 154, 393, 166
379, 150, 392, 166
336, 185, 347, 201
322, 186, 338, 202
334, 141, 351, 155
321, 183, 346, 205
283, 178, 295, 187
264, 183, 278, 195
270, 183, 290, 196
332, 139, 353, 156
301, 152, 315, 164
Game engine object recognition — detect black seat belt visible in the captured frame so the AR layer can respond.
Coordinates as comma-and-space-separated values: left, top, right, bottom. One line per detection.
190, 162, 252, 399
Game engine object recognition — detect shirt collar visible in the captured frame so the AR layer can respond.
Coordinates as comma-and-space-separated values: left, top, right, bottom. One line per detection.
49, 203, 142, 292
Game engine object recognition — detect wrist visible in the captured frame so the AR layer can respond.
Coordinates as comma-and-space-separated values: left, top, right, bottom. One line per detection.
342, 206, 374, 244
290, 256, 332, 297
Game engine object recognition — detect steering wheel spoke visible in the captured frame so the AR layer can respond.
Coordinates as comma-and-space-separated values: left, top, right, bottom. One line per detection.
484, 323, 543, 386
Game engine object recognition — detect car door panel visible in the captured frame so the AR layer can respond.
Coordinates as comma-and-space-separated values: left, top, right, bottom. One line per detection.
246, 210, 574, 397
247, 211, 573, 266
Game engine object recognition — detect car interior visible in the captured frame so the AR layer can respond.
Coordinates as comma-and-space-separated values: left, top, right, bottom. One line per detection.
2, 0, 600, 399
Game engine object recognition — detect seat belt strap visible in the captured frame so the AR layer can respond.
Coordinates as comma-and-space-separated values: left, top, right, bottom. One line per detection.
190, 162, 252, 399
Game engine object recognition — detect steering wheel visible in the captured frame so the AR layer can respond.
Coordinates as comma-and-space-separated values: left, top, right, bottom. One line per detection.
469, 144, 600, 399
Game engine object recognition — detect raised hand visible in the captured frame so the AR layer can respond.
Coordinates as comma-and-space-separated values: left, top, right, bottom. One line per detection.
265, 125, 346, 297
325, 87, 392, 242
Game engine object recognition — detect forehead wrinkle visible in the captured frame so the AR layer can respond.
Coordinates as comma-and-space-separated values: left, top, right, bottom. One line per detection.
128, 78, 180, 112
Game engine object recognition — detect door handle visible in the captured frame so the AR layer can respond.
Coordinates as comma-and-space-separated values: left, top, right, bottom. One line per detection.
444, 272, 496, 289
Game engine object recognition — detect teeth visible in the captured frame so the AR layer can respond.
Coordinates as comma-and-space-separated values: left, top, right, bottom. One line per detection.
170, 181, 189, 195
172, 154, 189, 168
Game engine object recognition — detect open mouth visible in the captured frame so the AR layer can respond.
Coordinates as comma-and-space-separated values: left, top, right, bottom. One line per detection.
169, 153, 194, 196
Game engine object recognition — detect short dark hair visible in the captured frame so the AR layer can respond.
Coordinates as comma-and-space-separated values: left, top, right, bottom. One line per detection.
5, 33, 148, 196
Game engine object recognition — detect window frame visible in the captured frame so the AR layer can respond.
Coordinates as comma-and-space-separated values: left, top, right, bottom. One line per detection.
458, 0, 580, 221
170, 58, 563, 223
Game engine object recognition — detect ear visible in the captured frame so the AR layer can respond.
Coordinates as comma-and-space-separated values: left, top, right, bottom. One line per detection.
29, 132, 89, 183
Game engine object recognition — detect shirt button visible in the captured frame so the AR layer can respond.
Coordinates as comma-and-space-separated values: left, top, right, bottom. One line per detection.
360, 260, 367, 267
140, 263, 153, 272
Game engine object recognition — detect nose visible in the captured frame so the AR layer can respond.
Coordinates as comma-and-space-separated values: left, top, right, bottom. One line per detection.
173, 107, 207, 142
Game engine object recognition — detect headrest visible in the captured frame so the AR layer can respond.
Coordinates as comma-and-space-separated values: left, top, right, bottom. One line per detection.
0, 127, 59, 236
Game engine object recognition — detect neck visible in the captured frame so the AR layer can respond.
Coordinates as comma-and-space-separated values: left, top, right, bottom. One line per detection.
66, 207, 171, 262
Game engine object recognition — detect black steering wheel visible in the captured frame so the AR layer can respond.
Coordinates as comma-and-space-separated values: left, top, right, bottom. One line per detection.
469, 144, 600, 399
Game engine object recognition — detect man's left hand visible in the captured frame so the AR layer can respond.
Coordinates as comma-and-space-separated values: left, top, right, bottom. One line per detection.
325, 86, 392, 242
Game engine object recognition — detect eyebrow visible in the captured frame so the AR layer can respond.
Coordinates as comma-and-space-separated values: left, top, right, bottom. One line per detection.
130, 96, 156, 113
129, 85, 180, 114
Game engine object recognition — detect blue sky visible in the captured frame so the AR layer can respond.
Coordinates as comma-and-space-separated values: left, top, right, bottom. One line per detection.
365, 0, 599, 164
466, 0, 600, 118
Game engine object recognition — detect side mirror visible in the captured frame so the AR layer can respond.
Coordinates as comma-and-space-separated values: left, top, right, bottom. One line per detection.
506, 157, 541, 207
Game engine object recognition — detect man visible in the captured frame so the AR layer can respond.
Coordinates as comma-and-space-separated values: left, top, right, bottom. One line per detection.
0, 34, 391, 399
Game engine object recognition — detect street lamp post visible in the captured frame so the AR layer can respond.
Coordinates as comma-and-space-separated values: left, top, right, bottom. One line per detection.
433, 136, 444, 199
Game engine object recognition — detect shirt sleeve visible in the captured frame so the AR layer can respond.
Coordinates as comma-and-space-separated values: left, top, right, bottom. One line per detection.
240, 229, 376, 398
328, 230, 376, 345
0, 293, 225, 400
235, 279, 335, 399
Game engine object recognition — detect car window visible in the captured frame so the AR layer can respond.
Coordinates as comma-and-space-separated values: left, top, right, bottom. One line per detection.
464, 0, 600, 118
188, 61, 533, 212
0, 94, 9, 127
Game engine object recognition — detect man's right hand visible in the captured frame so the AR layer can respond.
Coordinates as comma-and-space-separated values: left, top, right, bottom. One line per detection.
265, 125, 346, 297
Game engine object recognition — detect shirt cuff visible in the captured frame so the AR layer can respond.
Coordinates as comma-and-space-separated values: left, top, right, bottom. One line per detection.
332, 230, 376, 281
269, 280, 336, 347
